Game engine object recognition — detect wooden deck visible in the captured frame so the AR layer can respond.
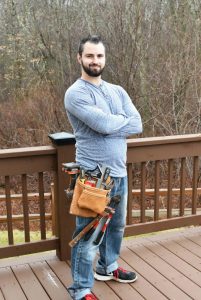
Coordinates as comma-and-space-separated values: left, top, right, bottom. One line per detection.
0, 226, 201, 300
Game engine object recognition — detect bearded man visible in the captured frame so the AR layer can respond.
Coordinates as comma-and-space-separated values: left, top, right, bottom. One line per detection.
64, 34, 142, 300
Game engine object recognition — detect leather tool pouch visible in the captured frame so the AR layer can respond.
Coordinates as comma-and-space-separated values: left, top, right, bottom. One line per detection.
69, 178, 110, 217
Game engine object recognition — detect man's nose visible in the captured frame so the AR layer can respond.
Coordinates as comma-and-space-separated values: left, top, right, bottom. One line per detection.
92, 56, 99, 64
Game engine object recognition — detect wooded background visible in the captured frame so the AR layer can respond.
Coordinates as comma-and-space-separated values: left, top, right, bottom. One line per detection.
1, 0, 201, 148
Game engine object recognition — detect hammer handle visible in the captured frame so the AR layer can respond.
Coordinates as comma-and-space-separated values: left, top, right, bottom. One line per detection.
69, 215, 102, 247
84, 219, 100, 241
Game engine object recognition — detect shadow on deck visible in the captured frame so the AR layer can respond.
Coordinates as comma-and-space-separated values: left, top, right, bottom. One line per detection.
0, 226, 201, 300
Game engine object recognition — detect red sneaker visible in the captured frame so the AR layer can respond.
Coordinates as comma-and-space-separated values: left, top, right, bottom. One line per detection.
81, 293, 98, 300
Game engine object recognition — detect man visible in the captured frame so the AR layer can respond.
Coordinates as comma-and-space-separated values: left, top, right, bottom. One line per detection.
64, 35, 142, 300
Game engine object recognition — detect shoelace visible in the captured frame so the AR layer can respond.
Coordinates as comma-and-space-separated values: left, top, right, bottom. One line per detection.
84, 294, 98, 300
113, 267, 127, 278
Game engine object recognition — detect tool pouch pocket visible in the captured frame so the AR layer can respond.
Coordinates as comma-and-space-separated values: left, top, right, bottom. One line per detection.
69, 178, 110, 217
78, 180, 110, 214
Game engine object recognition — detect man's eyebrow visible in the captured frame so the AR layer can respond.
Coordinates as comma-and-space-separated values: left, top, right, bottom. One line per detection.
84, 53, 105, 56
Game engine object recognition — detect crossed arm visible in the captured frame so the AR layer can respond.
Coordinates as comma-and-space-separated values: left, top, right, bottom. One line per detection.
65, 87, 142, 137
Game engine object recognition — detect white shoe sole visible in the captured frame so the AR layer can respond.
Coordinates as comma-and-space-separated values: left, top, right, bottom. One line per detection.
94, 272, 138, 283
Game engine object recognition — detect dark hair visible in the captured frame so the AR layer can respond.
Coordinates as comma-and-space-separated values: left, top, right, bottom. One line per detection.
78, 34, 105, 56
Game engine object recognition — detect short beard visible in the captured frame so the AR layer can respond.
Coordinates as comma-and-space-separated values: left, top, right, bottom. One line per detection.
81, 61, 104, 77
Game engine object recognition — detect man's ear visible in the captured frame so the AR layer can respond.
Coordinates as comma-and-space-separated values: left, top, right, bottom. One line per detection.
77, 53, 81, 64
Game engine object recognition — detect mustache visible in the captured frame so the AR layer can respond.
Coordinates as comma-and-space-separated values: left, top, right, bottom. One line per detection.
89, 64, 101, 67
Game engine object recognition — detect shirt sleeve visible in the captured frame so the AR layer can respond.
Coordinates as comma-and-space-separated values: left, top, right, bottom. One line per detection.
107, 86, 143, 137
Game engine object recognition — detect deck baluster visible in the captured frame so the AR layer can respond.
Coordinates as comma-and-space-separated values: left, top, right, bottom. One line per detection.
192, 156, 198, 215
180, 157, 186, 216
38, 172, 46, 240
127, 163, 133, 225
22, 174, 30, 242
5, 176, 13, 245
140, 162, 146, 223
167, 159, 173, 218
154, 161, 160, 221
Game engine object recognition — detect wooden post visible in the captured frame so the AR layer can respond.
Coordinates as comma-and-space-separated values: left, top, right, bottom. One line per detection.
49, 132, 76, 261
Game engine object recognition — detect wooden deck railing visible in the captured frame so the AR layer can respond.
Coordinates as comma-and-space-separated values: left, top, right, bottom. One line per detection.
125, 134, 201, 236
0, 133, 201, 261
0, 133, 76, 261
0, 146, 60, 258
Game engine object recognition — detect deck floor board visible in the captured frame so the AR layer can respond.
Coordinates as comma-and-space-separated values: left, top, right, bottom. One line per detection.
12, 263, 50, 300
0, 226, 201, 299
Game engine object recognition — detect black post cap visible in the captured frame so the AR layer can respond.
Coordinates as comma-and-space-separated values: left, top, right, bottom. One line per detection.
48, 132, 76, 145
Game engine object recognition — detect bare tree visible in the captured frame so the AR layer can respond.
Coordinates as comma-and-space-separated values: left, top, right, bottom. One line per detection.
1, 0, 201, 147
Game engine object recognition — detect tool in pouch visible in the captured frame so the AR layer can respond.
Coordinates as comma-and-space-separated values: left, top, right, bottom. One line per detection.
62, 162, 80, 201
62, 163, 112, 192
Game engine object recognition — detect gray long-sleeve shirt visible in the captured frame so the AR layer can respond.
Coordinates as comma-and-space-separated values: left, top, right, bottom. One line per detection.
64, 78, 142, 177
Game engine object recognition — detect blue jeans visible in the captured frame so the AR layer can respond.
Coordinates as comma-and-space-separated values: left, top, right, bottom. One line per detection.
68, 176, 128, 300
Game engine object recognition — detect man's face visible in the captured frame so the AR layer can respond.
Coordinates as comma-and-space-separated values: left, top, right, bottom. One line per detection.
78, 42, 106, 77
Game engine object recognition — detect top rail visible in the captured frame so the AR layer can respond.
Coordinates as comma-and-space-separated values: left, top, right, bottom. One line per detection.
0, 146, 57, 175
127, 134, 201, 162
0, 146, 56, 158
128, 134, 201, 146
